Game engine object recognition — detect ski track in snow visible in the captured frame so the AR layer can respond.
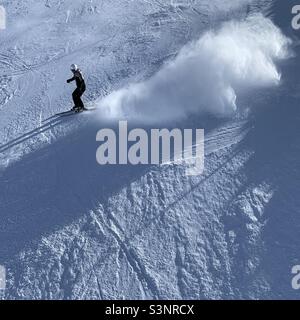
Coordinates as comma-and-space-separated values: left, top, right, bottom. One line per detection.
0, 0, 299, 300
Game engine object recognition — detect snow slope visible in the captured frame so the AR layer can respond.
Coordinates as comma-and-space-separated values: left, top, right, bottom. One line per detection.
0, 0, 300, 299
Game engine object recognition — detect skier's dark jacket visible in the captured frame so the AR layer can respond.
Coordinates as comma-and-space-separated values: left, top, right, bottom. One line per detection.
67, 70, 86, 91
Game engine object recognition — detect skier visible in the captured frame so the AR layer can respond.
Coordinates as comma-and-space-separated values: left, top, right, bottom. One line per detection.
67, 64, 86, 112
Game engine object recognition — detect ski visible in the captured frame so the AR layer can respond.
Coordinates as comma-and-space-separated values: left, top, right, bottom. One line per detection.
56, 107, 96, 116
55, 110, 74, 116
43, 107, 97, 122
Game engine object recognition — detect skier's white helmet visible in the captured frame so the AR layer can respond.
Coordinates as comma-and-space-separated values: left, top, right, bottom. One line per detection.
70, 64, 78, 72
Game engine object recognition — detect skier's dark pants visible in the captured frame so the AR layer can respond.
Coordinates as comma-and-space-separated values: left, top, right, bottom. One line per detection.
72, 87, 85, 109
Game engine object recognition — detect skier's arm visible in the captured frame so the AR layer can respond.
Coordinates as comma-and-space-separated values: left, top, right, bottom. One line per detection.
67, 76, 75, 83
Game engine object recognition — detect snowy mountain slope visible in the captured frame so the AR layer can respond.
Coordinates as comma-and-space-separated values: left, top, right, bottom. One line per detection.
1, 0, 299, 300
0, 0, 270, 166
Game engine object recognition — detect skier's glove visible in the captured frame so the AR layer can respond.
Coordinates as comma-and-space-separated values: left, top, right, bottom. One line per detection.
67, 80, 70, 83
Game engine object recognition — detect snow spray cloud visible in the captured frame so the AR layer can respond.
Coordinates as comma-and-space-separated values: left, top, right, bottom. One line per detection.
96, 14, 291, 122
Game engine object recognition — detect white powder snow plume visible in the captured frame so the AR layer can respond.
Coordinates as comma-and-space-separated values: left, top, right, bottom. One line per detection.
96, 14, 291, 122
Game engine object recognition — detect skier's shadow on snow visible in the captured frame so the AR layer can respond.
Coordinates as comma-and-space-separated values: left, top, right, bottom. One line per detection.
0, 112, 228, 262
0, 116, 151, 261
